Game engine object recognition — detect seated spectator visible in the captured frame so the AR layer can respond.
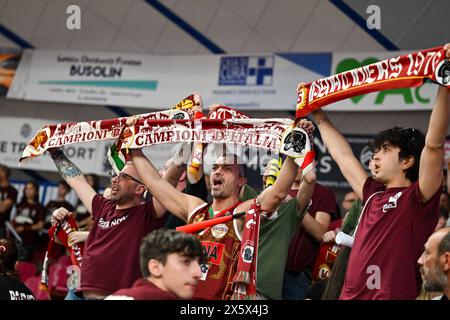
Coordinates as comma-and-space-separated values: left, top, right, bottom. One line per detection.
0, 239, 35, 300
105, 229, 205, 300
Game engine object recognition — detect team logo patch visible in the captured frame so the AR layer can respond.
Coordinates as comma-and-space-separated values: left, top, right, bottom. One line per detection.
201, 241, 225, 265
435, 59, 450, 85
199, 264, 209, 281
242, 245, 254, 263
211, 223, 228, 239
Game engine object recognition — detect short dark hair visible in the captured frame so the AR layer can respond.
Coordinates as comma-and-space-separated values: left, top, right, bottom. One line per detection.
0, 239, 18, 277
140, 229, 205, 278
370, 127, 425, 182
437, 229, 450, 256
216, 154, 247, 177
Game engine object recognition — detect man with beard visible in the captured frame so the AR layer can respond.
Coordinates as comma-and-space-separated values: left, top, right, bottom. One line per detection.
418, 227, 450, 300
129, 120, 314, 299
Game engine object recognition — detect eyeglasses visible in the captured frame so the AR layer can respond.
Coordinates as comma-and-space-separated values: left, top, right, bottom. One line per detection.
109, 172, 143, 185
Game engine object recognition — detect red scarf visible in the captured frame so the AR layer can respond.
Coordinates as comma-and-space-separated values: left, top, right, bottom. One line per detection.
231, 199, 261, 300
39, 217, 84, 294
296, 46, 450, 118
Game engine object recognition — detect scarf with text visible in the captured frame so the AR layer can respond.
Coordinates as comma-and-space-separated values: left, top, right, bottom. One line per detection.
296, 46, 450, 118
39, 216, 84, 294
230, 200, 261, 300
19, 93, 203, 163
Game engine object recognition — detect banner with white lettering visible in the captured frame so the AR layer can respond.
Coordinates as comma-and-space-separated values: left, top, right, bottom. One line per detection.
327, 51, 439, 112
7, 49, 328, 110
0, 117, 173, 175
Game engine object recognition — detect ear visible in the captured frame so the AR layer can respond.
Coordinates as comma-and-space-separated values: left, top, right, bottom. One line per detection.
135, 184, 146, 197
440, 252, 450, 272
148, 259, 163, 278
401, 156, 415, 170
238, 176, 247, 188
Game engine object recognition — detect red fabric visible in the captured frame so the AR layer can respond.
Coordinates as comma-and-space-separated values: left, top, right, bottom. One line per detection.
296, 46, 450, 118
188, 204, 241, 300
16, 261, 37, 282
231, 200, 260, 300
312, 218, 343, 281
110, 279, 178, 300
80, 195, 165, 294
340, 178, 440, 300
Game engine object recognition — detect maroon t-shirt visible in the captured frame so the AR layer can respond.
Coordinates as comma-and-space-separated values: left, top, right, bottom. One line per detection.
285, 183, 338, 272
0, 185, 18, 227
14, 202, 45, 245
108, 279, 177, 300
340, 178, 440, 300
80, 195, 165, 294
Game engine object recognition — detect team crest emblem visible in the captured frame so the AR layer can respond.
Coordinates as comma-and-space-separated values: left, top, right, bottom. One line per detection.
211, 224, 228, 239
242, 245, 254, 263
435, 59, 450, 86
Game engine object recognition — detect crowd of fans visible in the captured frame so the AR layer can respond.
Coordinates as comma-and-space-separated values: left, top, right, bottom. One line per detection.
1, 83, 450, 301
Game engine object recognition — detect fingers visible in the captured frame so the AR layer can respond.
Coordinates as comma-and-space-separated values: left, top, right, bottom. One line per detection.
125, 116, 139, 127
51, 207, 71, 224
444, 43, 450, 57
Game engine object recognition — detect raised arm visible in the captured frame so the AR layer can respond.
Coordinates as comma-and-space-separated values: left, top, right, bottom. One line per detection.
258, 155, 298, 212
296, 169, 316, 213
311, 109, 367, 199
48, 148, 96, 213
419, 80, 450, 202
129, 149, 205, 222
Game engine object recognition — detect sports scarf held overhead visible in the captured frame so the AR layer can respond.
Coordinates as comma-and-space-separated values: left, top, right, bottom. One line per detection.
296, 46, 450, 117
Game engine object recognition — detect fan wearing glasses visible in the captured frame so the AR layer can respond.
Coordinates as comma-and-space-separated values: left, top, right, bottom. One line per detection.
47, 147, 185, 300
309, 43, 450, 300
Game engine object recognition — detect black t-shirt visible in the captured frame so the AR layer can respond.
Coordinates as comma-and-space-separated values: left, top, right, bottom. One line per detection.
0, 275, 35, 300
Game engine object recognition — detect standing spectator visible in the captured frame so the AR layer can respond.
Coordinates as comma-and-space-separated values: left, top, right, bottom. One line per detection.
310, 50, 450, 300
13, 181, 45, 262
106, 229, 205, 300
418, 227, 450, 300
48, 147, 184, 300
0, 239, 35, 300
0, 164, 18, 239
283, 177, 338, 300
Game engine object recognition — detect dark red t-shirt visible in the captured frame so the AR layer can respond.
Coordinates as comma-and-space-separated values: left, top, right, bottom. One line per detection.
14, 202, 45, 244
107, 278, 177, 300
285, 183, 338, 272
340, 178, 440, 300
0, 185, 18, 227
80, 195, 165, 294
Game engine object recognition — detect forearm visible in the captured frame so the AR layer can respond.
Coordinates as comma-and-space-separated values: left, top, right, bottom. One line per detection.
50, 149, 85, 186
130, 149, 164, 186
259, 157, 297, 211
297, 175, 315, 213
301, 213, 327, 242
425, 87, 450, 149
312, 110, 353, 158
164, 162, 186, 187
31, 221, 44, 232
130, 149, 191, 218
